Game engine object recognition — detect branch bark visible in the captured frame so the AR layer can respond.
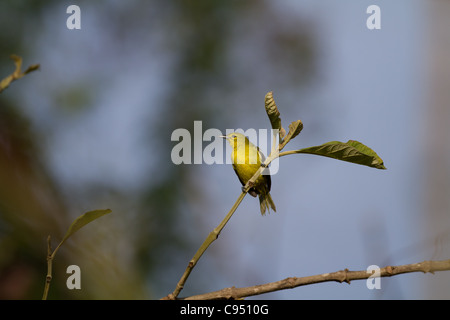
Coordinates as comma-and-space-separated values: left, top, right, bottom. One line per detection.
178, 259, 450, 300
0, 55, 39, 93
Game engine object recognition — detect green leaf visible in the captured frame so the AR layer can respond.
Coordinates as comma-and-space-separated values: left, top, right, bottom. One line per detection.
279, 120, 303, 151
264, 91, 286, 140
59, 209, 112, 247
282, 140, 386, 169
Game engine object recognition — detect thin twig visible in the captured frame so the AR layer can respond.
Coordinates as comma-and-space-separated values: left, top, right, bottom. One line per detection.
0, 55, 39, 93
42, 234, 65, 300
42, 236, 53, 300
165, 127, 287, 299
181, 259, 450, 300
166, 191, 247, 300
165, 153, 278, 300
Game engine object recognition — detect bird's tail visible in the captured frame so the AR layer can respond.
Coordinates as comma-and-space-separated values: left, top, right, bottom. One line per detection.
259, 192, 276, 215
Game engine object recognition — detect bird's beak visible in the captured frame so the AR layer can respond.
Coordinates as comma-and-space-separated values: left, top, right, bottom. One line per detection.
220, 135, 227, 139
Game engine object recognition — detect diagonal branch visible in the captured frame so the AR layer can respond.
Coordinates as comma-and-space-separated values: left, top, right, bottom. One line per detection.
180, 259, 450, 300
164, 153, 279, 300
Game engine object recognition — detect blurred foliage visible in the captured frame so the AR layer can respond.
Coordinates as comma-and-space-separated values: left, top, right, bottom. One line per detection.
0, 1, 316, 299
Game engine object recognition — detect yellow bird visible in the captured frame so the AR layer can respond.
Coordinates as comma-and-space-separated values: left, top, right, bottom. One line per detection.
222, 132, 276, 215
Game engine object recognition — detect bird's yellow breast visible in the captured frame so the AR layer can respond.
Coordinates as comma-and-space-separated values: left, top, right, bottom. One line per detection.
231, 143, 265, 186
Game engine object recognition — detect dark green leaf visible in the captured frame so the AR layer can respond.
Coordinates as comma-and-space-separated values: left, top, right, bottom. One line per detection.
283, 140, 386, 169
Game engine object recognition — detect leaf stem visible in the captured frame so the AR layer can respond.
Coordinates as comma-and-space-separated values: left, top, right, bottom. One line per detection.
278, 150, 301, 157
